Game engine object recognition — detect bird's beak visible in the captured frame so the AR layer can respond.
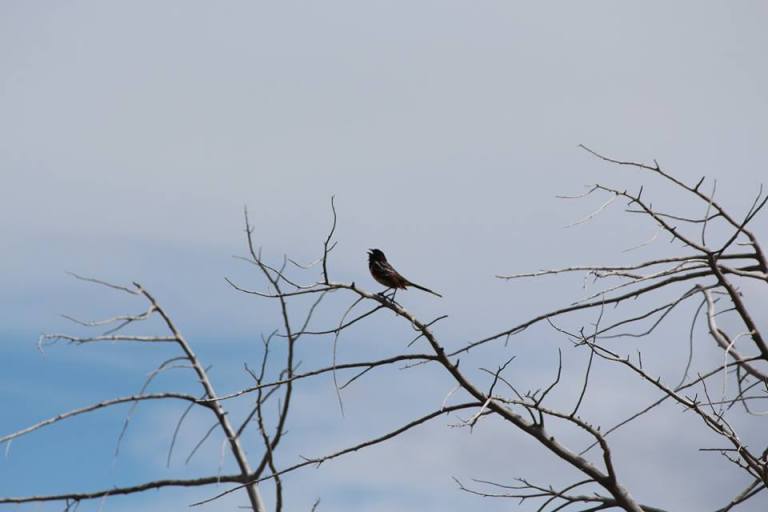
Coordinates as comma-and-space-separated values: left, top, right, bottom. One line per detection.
367, 249, 373, 254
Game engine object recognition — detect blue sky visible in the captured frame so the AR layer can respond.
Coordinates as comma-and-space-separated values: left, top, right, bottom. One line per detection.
1, 2, 767, 511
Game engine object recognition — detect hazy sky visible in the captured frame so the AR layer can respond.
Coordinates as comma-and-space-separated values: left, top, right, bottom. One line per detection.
1, 2, 767, 511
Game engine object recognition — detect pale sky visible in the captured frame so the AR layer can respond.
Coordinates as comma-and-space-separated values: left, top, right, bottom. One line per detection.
1, 2, 767, 511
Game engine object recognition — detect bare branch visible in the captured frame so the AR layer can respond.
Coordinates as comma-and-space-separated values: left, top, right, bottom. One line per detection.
1, 393, 204, 446
322, 196, 337, 285
133, 282, 267, 512
0, 474, 244, 505
66, 272, 139, 295
191, 402, 481, 507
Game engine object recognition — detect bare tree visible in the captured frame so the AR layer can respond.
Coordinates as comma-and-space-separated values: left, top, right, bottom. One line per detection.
2, 149, 766, 511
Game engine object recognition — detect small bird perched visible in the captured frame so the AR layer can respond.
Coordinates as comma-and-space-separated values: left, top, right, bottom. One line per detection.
367, 248, 442, 298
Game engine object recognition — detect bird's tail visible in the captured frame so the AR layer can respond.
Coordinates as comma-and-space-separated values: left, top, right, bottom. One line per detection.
407, 281, 443, 298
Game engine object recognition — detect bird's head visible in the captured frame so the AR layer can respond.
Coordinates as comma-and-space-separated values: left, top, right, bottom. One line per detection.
367, 248, 386, 262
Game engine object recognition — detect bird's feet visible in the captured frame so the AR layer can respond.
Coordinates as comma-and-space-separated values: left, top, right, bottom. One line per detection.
377, 289, 400, 306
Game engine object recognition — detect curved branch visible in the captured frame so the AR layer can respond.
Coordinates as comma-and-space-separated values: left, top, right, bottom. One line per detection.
1, 393, 204, 445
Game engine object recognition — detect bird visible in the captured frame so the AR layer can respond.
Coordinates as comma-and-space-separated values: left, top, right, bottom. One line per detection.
367, 248, 442, 298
